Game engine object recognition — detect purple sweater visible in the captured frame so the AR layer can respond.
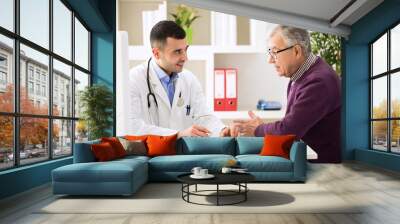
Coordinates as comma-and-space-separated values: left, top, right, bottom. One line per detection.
255, 57, 341, 163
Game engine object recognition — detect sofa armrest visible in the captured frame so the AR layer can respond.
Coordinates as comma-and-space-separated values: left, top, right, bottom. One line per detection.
289, 141, 307, 181
73, 140, 100, 163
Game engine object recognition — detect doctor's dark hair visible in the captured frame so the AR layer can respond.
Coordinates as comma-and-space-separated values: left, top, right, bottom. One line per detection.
150, 20, 186, 49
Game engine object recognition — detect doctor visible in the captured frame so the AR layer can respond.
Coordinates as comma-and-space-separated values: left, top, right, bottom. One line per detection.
128, 20, 230, 138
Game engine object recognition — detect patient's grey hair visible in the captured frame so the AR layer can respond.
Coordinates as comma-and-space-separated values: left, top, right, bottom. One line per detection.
270, 25, 311, 57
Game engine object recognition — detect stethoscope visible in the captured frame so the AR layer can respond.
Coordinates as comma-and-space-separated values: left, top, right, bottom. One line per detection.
146, 58, 158, 109
145, 58, 191, 125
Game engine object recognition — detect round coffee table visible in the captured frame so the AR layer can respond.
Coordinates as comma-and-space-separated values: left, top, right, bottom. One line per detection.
177, 172, 255, 206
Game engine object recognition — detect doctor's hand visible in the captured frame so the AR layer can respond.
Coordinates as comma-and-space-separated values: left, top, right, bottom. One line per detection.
177, 125, 211, 138
219, 124, 240, 137
232, 111, 264, 137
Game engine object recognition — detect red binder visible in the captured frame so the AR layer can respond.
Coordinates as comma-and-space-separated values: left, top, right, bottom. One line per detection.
214, 68, 238, 111
224, 69, 237, 111
214, 69, 225, 111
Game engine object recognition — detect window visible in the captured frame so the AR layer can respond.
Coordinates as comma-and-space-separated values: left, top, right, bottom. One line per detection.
0, 54, 7, 67
0, 54, 7, 88
53, 59, 71, 117
20, 117, 49, 165
28, 67, 34, 80
42, 85, 46, 97
74, 69, 89, 118
36, 83, 40, 95
28, 81, 34, 94
35, 70, 41, 81
0, 0, 14, 32
41, 73, 46, 82
0, 0, 91, 170
0, 71, 6, 85
75, 18, 89, 70
20, 0, 49, 49
53, 0, 72, 60
53, 119, 72, 158
0, 116, 13, 170
0, 35, 13, 113
370, 23, 400, 154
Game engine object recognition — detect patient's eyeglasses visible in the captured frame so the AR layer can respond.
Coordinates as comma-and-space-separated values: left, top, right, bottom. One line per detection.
267, 45, 296, 60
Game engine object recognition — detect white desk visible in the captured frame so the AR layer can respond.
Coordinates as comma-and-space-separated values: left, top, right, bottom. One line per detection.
214, 110, 285, 122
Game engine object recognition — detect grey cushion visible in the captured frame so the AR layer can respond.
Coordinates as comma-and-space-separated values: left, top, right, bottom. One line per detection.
118, 137, 147, 156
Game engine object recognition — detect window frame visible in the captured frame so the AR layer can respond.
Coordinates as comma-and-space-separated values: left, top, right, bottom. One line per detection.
0, 0, 92, 171
370, 20, 400, 154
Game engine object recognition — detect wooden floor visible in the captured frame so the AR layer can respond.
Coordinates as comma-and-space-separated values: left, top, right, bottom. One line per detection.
1, 162, 400, 224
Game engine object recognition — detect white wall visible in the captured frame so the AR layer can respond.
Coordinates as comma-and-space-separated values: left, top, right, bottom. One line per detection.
214, 53, 288, 111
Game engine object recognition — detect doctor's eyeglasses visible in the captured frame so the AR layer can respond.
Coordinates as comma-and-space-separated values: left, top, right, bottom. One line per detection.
267, 45, 296, 60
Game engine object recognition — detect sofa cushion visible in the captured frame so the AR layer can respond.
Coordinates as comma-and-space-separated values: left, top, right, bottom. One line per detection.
91, 142, 118, 161
148, 154, 235, 172
236, 137, 263, 155
52, 159, 147, 183
147, 134, 177, 157
74, 140, 100, 163
260, 134, 296, 159
236, 155, 293, 172
114, 155, 150, 164
125, 135, 148, 142
177, 137, 236, 155
101, 137, 127, 158
118, 138, 147, 156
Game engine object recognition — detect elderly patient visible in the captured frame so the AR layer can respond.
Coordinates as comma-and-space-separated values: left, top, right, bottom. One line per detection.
230, 25, 341, 163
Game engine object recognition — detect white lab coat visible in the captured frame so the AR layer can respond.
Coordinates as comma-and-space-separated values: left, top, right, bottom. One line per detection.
127, 60, 225, 136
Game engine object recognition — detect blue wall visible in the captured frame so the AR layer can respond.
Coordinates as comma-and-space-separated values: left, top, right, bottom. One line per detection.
0, 0, 116, 200
91, 0, 116, 135
0, 158, 72, 199
343, 0, 400, 170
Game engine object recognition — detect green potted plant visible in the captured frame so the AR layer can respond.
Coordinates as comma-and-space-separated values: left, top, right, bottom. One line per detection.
170, 4, 200, 44
79, 84, 113, 140
310, 32, 341, 75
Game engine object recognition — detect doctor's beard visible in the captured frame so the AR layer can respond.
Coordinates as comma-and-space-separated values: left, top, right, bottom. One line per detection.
157, 58, 185, 75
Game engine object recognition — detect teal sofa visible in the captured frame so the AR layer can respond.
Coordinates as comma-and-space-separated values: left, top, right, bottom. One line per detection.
52, 137, 307, 196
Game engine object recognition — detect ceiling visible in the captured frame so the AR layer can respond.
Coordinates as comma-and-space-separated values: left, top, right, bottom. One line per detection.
171, 0, 384, 37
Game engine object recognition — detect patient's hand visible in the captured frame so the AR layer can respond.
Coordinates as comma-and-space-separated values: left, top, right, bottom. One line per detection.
178, 125, 211, 138
219, 127, 230, 137
219, 123, 241, 137
232, 111, 263, 137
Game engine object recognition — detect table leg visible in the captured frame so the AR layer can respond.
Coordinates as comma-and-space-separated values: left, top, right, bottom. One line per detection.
245, 183, 247, 201
217, 184, 219, 206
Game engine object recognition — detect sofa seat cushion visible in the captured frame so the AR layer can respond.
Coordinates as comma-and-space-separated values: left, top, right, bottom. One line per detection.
177, 137, 236, 155
149, 154, 235, 172
116, 155, 150, 163
52, 159, 147, 183
236, 155, 293, 172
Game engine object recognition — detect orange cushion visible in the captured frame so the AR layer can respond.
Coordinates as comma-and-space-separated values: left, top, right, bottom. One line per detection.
101, 137, 127, 158
91, 142, 118, 161
146, 134, 177, 157
259, 134, 296, 159
125, 135, 149, 142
